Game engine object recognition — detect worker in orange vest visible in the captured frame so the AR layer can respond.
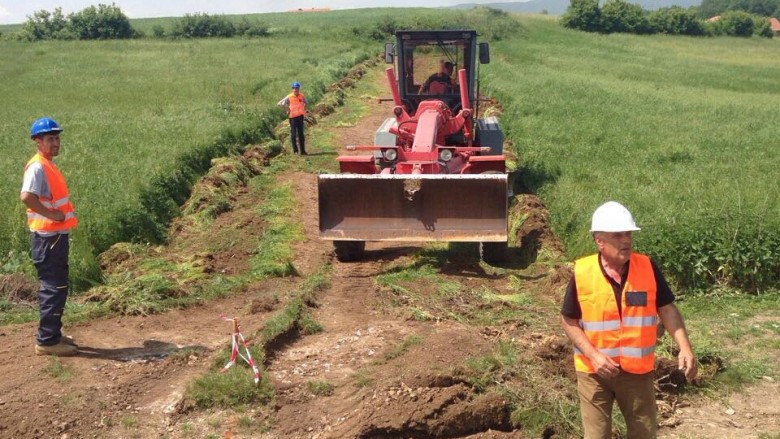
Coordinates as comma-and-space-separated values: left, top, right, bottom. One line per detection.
561, 201, 697, 439
21, 117, 79, 357
277, 81, 308, 155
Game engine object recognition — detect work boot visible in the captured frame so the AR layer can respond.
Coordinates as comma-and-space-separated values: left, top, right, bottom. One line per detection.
35, 342, 78, 357
60, 335, 78, 346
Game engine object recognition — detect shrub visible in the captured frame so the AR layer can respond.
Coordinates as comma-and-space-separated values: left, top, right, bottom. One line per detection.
152, 25, 165, 38
68, 3, 135, 40
752, 16, 775, 37
19, 8, 72, 41
561, 0, 603, 32
716, 10, 756, 36
649, 6, 705, 35
601, 0, 654, 34
235, 18, 270, 37
170, 13, 236, 38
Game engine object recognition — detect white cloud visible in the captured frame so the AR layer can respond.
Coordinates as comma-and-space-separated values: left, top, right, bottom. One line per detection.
0, 5, 11, 18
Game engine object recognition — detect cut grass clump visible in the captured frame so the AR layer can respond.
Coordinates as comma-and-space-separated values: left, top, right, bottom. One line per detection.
188, 367, 274, 409
251, 177, 305, 278
44, 357, 74, 382
382, 334, 422, 362
307, 380, 335, 396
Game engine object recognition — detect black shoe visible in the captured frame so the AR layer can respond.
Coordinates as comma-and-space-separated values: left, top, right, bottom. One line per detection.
300, 151, 308, 156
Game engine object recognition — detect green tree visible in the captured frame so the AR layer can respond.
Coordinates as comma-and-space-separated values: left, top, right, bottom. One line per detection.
601, 0, 653, 34
561, 0, 603, 32
751, 16, 775, 36
170, 13, 236, 38
19, 8, 71, 40
699, 0, 780, 17
718, 10, 756, 35
68, 3, 135, 40
649, 6, 705, 35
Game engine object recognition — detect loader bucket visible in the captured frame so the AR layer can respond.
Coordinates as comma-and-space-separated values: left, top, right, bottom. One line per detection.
318, 174, 508, 242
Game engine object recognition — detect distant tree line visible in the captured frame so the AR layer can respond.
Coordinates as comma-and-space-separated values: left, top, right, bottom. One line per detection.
699, 0, 780, 18
561, 0, 775, 37
12, 4, 270, 41
154, 13, 269, 38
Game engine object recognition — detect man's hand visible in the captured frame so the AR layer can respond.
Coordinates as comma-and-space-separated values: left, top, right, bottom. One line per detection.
49, 209, 66, 222
678, 349, 698, 382
591, 352, 621, 379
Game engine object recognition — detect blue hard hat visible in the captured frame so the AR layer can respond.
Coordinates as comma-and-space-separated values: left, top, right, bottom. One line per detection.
292, 81, 301, 89
30, 117, 63, 139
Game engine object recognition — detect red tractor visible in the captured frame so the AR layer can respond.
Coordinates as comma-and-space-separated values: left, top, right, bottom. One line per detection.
318, 30, 509, 263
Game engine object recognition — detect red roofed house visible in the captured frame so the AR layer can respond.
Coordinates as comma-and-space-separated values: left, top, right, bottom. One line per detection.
771, 17, 780, 37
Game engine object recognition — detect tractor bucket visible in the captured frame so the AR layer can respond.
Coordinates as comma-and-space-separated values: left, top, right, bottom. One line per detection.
318, 174, 508, 242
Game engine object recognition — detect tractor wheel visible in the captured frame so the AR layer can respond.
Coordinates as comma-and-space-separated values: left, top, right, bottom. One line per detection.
333, 241, 365, 262
480, 241, 508, 266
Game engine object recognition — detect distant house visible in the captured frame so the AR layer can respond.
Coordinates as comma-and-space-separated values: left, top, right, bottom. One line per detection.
290, 7, 331, 12
706, 15, 721, 22
771, 17, 780, 37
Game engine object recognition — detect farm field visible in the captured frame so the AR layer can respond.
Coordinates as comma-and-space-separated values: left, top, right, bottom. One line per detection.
483, 16, 780, 289
0, 7, 778, 439
0, 23, 374, 287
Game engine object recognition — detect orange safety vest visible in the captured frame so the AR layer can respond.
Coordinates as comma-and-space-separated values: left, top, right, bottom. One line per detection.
573, 253, 658, 374
24, 153, 78, 233
288, 92, 306, 118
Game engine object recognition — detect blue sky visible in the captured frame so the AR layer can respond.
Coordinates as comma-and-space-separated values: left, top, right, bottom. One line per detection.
0, 0, 512, 25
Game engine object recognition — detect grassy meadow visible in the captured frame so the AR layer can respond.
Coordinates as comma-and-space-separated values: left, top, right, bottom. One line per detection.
0, 7, 514, 289
483, 17, 780, 290
2, 8, 779, 292
0, 22, 375, 287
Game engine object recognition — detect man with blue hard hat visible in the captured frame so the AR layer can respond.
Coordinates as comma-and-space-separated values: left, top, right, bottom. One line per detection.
277, 81, 308, 155
21, 117, 79, 356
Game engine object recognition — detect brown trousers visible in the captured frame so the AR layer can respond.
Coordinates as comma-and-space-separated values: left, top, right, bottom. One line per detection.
577, 371, 657, 439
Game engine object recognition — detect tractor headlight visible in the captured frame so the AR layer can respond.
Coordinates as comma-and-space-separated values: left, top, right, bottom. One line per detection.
384, 148, 398, 161
439, 149, 453, 162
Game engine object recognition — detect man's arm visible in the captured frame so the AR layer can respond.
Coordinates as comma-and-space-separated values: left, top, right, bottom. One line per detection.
20, 192, 65, 222
277, 96, 289, 108
658, 303, 697, 381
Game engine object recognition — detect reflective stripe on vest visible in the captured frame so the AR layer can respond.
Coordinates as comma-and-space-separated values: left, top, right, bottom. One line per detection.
24, 153, 78, 233
288, 92, 306, 118
573, 253, 658, 374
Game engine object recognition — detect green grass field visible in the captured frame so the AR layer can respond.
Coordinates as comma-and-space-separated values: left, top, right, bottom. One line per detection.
0, 27, 373, 286
484, 16, 780, 289
2, 9, 779, 292
0, 7, 513, 289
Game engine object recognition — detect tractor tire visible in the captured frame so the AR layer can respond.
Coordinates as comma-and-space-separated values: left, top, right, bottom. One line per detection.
480, 241, 508, 266
333, 241, 365, 262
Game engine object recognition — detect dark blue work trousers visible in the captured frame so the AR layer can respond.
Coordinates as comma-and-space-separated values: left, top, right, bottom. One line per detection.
31, 232, 69, 346
289, 115, 306, 154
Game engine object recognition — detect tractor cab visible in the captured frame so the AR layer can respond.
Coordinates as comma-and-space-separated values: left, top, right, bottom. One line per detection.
385, 30, 490, 115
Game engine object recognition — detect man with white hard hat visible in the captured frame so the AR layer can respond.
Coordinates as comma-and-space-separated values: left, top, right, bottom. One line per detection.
561, 201, 697, 439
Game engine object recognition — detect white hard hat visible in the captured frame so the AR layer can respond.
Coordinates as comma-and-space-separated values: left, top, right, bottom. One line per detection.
590, 201, 641, 233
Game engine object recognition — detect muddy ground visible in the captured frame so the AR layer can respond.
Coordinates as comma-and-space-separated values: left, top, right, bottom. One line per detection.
0, 64, 778, 439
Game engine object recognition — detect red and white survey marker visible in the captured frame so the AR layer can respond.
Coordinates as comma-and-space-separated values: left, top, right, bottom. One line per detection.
221, 316, 261, 385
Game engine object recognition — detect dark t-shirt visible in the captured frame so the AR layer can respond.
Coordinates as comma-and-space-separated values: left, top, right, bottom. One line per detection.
560, 255, 675, 319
